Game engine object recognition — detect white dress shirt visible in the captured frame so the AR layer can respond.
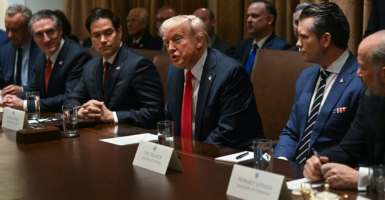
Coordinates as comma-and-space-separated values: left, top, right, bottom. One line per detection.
183, 49, 208, 139
250, 32, 272, 55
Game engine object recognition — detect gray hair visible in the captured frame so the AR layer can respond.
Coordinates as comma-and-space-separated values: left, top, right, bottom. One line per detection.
28, 10, 62, 35
129, 8, 149, 24
293, 3, 311, 25
370, 40, 385, 73
6, 4, 32, 27
158, 15, 210, 46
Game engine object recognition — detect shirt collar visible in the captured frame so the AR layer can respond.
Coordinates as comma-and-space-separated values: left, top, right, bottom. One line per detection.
47, 38, 65, 64
133, 37, 142, 44
19, 37, 32, 51
184, 49, 208, 82
252, 32, 272, 49
103, 42, 123, 65
321, 50, 349, 73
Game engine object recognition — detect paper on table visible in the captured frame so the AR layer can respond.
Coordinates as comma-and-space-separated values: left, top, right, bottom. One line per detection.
215, 151, 253, 163
28, 118, 59, 124
356, 196, 371, 200
100, 133, 158, 146
286, 178, 324, 190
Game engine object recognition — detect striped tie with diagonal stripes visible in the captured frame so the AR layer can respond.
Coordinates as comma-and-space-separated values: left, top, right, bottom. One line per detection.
296, 70, 331, 163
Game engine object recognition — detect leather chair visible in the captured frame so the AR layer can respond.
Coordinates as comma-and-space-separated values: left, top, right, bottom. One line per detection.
133, 49, 169, 62
251, 49, 315, 145
153, 55, 172, 104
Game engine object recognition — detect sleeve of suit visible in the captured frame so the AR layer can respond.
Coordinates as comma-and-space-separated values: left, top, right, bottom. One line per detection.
204, 64, 264, 148
115, 58, 164, 128
38, 51, 91, 112
63, 67, 90, 106
364, 0, 379, 38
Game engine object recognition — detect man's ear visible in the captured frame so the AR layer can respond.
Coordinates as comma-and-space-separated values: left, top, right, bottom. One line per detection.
379, 66, 385, 85
267, 14, 274, 25
196, 35, 204, 49
322, 32, 331, 48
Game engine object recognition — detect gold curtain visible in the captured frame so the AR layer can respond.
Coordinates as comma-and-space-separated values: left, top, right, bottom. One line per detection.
216, 0, 371, 56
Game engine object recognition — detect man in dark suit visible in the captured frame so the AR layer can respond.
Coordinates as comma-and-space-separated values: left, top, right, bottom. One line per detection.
193, 8, 235, 57
160, 15, 264, 150
234, 0, 291, 75
0, 30, 8, 47
364, 0, 385, 38
146, 6, 176, 51
288, 3, 310, 51
65, 9, 164, 129
0, 4, 41, 96
304, 30, 385, 190
274, 2, 363, 163
125, 8, 154, 49
0, 10, 92, 112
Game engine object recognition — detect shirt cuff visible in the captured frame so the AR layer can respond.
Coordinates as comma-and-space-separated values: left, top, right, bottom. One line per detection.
358, 167, 369, 191
112, 111, 119, 124
277, 156, 288, 161
21, 86, 24, 92
23, 100, 28, 111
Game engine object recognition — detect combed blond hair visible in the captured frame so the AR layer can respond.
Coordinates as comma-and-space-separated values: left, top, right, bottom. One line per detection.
158, 15, 210, 46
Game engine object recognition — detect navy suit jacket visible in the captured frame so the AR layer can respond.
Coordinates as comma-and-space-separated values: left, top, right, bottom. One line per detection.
165, 48, 265, 150
0, 30, 8, 47
364, 0, 385, 38
0, 37, 41, 90
211, 36, 235, 57
274, 52, 363, 161
233, 33, 292, 73
125, 30, 154, 49
19, 38, 92, 112
65, 43, 164, 129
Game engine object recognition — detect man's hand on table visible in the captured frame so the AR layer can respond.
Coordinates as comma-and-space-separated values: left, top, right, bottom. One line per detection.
79, 100, 114, 123
1, 85, 22, 96
321, 163, 359, 189
304, 155, 329, 181
1, 95, 24, 110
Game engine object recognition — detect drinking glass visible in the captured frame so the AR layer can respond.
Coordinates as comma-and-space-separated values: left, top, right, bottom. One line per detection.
253, 139, 274, 172
157, 121, 174, 148
369, 165, 385, 197
62, 105, 79, 138
26, 91, 40, 119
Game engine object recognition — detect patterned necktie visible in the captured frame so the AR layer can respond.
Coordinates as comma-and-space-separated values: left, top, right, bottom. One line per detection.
181, 71, 194, 139
296, 70, 331, 163
16, 47, 22, 86
244, 44, 259, 73
45, 58, 52, 92
103, 61, 111, 90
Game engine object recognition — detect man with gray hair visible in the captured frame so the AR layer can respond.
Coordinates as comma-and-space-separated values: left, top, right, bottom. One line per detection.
0, 4, 41, 96
161, 15, 264, 150
304, 30, 385, 190
289, 2, 311, 51
0, 10, 92, 112
125, 8, 154, 49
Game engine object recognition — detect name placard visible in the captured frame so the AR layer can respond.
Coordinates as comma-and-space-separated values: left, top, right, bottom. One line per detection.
226, 164, 291, 200
133, 140, 184, 175
2, 107, 29, 131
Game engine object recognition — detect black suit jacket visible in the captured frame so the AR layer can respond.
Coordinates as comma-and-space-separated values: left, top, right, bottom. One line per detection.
125, 30, 154, 49
19, 38, 92, 112
364, 0, 385, 38
65, 43, 164, 129
165, 48, 264, 150
323, 94, 385, 168
211, 35, 235, 57
146, 37, 164, 51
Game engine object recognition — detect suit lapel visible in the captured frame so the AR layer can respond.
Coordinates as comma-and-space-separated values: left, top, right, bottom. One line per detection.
28, 40, 38, 80
47, 40, 69, 93
173, 67, 184, 136
310, 52, 358, 145
241, 38, 253, 66
261, 33, 276, 49
94, 56, 104, 101
195, 49, 216, 140
103, 45, 126, 103
5, 45, 17, 83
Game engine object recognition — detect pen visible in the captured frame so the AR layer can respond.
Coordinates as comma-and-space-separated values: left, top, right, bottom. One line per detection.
312, 148, 324, 164
236, 152, 249, 160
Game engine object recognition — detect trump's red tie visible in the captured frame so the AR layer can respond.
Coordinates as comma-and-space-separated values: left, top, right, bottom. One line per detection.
181, 71, 193, 139
45, 58, 52, 92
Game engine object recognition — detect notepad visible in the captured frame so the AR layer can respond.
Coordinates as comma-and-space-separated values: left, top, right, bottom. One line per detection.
214, 151, 253, 163
100, 133, 158, 146
286, 178, 324, 190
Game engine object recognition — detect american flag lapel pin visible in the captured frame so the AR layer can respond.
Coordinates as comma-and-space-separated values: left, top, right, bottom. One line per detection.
58, 61, 63, 65
340, 78, 344, 83
208, 76, 212, 81
116, 66, 120, 70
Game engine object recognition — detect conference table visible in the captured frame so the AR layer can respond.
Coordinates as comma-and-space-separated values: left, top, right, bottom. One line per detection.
0, 120, 380, 199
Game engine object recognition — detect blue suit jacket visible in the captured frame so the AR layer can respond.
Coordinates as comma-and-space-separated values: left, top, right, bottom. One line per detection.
19, 38, 92, 112
0, 30, 8, 47
0, 37, 41, 90
274, 52, 363, 161
233, 33, 292, 74
65, 43, 164, 129
165, 48, 265, 150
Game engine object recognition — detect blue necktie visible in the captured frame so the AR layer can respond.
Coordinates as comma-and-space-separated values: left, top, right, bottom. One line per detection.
245, 44, 259, 73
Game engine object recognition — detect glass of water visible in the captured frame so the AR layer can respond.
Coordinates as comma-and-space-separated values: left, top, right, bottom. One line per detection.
253, 139, 274, 172
157, 121, 174, 148
26, 91, 40, 119
369, 165, 385, 197
62, 105, 79, 138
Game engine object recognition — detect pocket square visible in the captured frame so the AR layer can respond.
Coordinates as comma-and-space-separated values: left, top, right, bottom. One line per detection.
332, 107, 347, 113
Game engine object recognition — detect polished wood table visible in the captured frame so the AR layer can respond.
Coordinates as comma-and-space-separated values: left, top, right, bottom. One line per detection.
0, 123, 380, 199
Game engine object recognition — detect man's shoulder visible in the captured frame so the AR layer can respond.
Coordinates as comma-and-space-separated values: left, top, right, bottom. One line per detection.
0, 41, 13, 55
266, 34, 292, 50
235, 37, 253, 48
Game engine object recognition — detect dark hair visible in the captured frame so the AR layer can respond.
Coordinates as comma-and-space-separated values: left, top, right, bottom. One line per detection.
52, 10, 71, 36
85, 8, 120, 33
299, 2, 349, 49
252, 0, 277, 26
29, 10, 61, 35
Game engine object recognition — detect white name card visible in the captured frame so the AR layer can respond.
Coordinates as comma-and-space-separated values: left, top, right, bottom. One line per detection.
2, 107, 29, 131
133, 140, 184, 175
226, 164, 291, 200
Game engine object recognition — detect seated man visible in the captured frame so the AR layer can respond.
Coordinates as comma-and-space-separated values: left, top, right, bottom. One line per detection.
304, 30, 385, 190
160, 15, 264, 150
234, 0, 291, 76
125, 8, 154, 49
146, 6, 176, 51
65, 8, 164, 129
288, 3, 311, 51
0, 10, 92, 112
273, 2, 363, 163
